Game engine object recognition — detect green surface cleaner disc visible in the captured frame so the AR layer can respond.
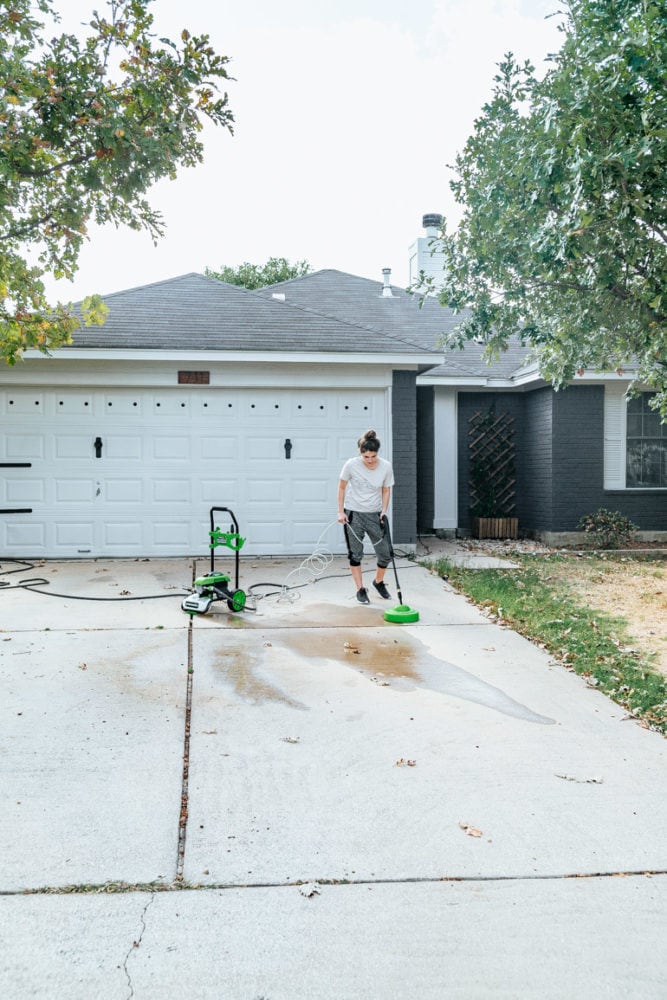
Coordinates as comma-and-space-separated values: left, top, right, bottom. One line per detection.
383, 604, 420, 624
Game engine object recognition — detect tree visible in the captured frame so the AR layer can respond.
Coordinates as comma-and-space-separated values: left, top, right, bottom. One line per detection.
435, 0, 667, 417
0, 0, 234, 364
206, 257, 312, 289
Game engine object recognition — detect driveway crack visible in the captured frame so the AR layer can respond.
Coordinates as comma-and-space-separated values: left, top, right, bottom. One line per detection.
176, 610, 194, 881
123, 893, 155, 999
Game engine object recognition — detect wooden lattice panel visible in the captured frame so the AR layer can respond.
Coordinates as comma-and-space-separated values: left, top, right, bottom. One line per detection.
468, 409, 516, 516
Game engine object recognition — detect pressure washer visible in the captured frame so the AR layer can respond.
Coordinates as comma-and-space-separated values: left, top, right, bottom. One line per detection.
181, 506, 248, 616
381, 516, 420, 624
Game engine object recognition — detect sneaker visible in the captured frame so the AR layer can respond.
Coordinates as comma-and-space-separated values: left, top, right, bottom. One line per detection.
372, 579, 391, 600
356, 587, 370, 605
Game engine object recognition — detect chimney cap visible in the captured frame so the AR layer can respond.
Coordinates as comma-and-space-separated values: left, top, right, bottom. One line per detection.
422, 213, 443, 230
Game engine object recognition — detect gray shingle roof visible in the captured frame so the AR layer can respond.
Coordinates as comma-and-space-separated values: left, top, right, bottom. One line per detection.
69, 268, 532, 379
255, 269, 531, 379
69, 272, 440, 358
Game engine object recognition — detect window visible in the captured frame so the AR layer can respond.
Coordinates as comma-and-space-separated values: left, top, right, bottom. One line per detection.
626, 393, 666, 487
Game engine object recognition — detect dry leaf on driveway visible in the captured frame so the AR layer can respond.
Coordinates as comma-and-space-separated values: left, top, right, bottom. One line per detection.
459, 822, 483, 838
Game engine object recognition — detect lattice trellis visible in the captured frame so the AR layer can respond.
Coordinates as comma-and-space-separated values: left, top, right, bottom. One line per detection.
468, 408, 516, 517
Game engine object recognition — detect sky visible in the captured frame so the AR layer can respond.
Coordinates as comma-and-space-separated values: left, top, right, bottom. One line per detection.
43, 0, 565, 303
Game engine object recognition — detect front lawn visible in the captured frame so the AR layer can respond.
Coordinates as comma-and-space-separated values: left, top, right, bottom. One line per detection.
428, 552, 667, 735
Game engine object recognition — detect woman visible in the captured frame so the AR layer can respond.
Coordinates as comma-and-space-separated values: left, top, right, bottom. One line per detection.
337, 429, 394, 604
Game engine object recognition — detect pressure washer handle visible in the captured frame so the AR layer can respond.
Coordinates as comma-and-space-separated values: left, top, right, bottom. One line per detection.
381, 515, 403, 605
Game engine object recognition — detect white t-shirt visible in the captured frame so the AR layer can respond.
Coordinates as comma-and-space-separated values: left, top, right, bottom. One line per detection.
339, 456, 394, 512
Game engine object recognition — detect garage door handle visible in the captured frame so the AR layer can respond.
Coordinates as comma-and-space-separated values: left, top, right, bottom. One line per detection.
94, 436, 103, 458
284, 438, 292, 459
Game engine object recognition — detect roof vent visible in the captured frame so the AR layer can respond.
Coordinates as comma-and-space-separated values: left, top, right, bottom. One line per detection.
271, 292, 286, 302
381, 267, 394, 298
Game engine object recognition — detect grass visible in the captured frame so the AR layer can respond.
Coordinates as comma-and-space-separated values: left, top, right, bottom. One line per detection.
427, 552, 667, 735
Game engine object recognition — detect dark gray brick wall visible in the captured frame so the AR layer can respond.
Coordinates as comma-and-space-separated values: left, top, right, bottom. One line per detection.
448, 384, 665, 536
552, 386, 667, 530
392, 370, 417, 544
416, 386, 435, 534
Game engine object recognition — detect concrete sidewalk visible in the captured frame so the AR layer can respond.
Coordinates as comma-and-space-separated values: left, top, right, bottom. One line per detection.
1, 552, 665, 998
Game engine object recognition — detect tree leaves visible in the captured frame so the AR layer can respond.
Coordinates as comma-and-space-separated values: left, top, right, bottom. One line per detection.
206, 258, 312, 290
435, 0, 667, 418
0, 0, 234, 364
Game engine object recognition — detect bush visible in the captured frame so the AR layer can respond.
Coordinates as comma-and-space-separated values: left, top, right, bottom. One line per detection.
577, 508, 638, 549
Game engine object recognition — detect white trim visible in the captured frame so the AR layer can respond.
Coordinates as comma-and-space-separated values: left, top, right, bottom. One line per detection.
24, 348, 438, 366
604, 383, 627, 489
604, 383, 667, 491
433, 388, 458, 531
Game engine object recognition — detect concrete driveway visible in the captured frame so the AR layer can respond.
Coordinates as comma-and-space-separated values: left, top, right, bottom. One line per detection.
1, 552, 665, 998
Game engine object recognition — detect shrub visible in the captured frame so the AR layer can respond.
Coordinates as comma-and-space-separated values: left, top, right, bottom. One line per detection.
577, 508, 638, 549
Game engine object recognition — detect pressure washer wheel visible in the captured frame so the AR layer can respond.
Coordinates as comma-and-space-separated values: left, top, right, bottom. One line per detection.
227, 588, 247, 612
384, 604, 420, 624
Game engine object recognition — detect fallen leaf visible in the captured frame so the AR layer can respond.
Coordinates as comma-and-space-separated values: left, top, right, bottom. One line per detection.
299, 882, 321, 898
395, 758, 417, 767
282, 736, 300, 744
459, 822, 483, 838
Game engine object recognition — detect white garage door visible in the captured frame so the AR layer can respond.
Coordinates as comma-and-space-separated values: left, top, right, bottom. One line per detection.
0, 386, 388, 557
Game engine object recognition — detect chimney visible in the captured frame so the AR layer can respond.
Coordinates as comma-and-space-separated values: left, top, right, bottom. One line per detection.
381, 267, 394, 298
408, 213, 446, 293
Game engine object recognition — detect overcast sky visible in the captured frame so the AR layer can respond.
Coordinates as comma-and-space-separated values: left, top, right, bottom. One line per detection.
44, 0, 565, 302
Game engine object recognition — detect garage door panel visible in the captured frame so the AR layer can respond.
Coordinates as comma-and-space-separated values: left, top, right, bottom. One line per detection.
291, 478, 330, 503
54, 393, 93, 415
192, 396, 239, 418
199, 479, 241, 503
54, 435, 95, 460
1, 387, 387, 556
7, 479, 45, 503
246, 478, 285, 503
152, 479, 191, 503
246, 435, 291, 461
200, 436, 239, 460
103, 522, 143, 548
338, 399, 375, 419
105, 479, 143, 503
105, 436, 143, 461
245, 519, 287, 550
152, 521, 192, 547
6, 520, 45, 547
152, 435, 189, 460
5, 393, 45, 414
54, 521, 94, 547
290, 397, 330, 419
7, 436, 44, 460
54, 479, 95, 503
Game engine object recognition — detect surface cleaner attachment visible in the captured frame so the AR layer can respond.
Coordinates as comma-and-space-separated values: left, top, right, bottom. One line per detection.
181, 506, 247, 616
382, 517, 420, 624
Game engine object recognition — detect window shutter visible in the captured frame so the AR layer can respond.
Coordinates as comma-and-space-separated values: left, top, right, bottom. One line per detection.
604, 384, 626, 488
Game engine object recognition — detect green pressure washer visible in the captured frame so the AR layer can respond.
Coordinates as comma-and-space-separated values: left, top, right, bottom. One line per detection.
181, 507, 248, 616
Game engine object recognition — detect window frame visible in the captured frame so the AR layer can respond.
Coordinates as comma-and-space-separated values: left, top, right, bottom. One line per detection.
604, 384, 667, 491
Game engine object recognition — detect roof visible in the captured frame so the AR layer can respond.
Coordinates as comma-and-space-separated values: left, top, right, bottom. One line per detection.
255, 269, 532, 380
67, 268, 533, 381
67, 272, 440, 361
